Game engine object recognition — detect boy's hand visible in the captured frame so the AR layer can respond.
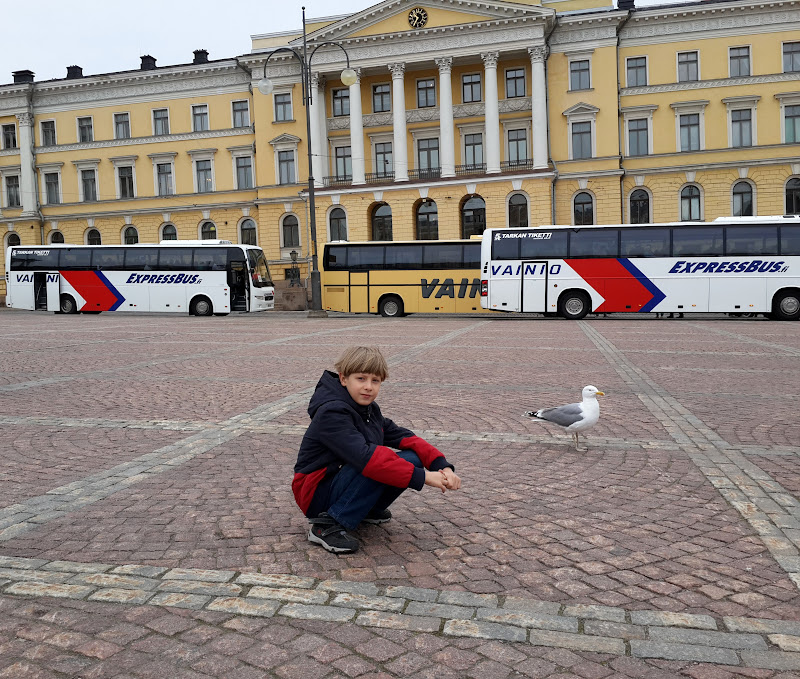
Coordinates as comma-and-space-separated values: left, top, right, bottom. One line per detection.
424, 470, 448, 493
441, 468, 461, 490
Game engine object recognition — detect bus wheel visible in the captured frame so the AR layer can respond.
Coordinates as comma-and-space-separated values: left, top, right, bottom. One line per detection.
379, 295, 404, 318
772, 290, 800, 321
558, 291, 590, 320
59, 295, 78, 314
191, 297, 213, 316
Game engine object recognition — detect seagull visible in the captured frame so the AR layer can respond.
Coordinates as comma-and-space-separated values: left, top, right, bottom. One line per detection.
525, 386, 605, 451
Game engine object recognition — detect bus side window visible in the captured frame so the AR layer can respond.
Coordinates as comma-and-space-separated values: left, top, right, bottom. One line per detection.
385, 244, 423, 269
59, 248, 92, 270
194, 248, 226, 271
325, 245, 348, 270
672, 227, 723, 256
569, 229, 619, 258
463, 243, 481, 268
620, 228, 670, 258
492, 236, 520, 260
522, 230, 568, 259
781, 225, 800, 255
91, 249, 125, 270
124, 248, 159, 271
725, 226, 778, 256
159, 248, 193, 271
424, 243, 462, 269
348, 245, 384, 270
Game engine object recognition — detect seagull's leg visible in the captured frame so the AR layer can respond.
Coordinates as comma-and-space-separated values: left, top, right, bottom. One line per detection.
574, 432, 586, 452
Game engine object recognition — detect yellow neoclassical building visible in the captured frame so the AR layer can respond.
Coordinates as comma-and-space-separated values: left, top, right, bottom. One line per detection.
2, 0, 800, 301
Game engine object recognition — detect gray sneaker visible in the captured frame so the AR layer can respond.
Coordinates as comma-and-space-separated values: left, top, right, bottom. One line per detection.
362, 508, 392, 525
308, 514, 359, 553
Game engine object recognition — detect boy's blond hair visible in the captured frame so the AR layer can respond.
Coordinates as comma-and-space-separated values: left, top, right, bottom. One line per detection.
334, 346, 389, 380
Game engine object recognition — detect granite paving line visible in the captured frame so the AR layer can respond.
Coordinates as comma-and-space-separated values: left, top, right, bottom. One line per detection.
580, 321, 800, 589
0, 322, 488, 542
696, 323, 800, 357
0, 555, 798, 669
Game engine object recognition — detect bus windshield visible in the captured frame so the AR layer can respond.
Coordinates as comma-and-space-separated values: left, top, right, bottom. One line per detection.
248, 249, 273, 288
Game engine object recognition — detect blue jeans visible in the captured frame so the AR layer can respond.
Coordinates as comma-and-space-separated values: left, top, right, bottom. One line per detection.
325, 450, 422, 530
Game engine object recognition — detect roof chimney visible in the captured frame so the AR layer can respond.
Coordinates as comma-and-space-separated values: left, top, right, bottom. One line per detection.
193, 49, 209, 64
12, 70, 35, 84
66, 65, 83, 79
140, 55, 157, 70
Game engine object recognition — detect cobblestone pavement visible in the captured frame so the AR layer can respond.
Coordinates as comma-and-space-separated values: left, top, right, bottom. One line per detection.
0, 309, 798, 678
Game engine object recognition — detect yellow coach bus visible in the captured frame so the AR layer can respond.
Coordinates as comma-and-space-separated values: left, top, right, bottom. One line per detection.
321, 239, 485, 316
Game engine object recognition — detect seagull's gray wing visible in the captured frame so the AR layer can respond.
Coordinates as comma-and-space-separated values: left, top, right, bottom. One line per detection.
535, 403, 584, 427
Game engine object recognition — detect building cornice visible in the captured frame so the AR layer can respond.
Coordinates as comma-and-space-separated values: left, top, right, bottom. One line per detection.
35, 127, 253, 154
622, 72, 800, 97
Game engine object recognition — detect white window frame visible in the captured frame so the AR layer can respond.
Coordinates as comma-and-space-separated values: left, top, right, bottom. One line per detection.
152, 108, 170, 136
678, 183, 704, 221
198, 220, 218, 240
563, 105, 598, 160
458, 123, 486, 167
409, 127, 440, 170
416, 77, 436, 108
72, 159, 100, 202
502, 120, 532, 164
279, 213, 301, 250
572, 190, 597, 226
731, 178, 756, 216
566, 50, 594, 91
670, 100, 708, 152
110, 156, 138, 199
76, 115, 94, 143
188, 148, 217, 193
160, 223, 178, 240
48, 230, 64, 244
506, 190, 531, 229
461, 72, 483, 103
1, 122, 18, 150
113, 112, 131, 140
192, 103, 210, 132
369, 132, 394, 176
775, 92, 800, 143
149, 152, 177, 197
122, 225, 140, 245
677, 50, 700, 83
4, 231, 22, 250
37, 162, 63, 206
622, 106, 657, 157
723, 96, 759, 148
239, 217, 258, 246
231, 100, 251, 128
39, 119, 57, 147
371, 82, 392, 113
625, 56, 649, 88
329, 138, 353, 178
273, 88, 294, 122
0, 166, 22, 209
271, 137, 299, 185
229, 145, 255, 190
627, 186, 653, 224
327, 204, 349, 242
728, 45, 752, 78
504, 67, 527, 99
85, 227, 102, 245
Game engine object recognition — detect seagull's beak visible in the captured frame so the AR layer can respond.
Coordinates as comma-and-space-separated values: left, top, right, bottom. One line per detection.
596, 391, 605, 396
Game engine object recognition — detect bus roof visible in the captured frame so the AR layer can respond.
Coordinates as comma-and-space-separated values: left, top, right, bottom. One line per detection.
485, 215, 800, 232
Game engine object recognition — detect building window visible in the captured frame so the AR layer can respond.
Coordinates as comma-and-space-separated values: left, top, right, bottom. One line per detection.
81, 169, 97, 201
418, 138, 439, 171
731, 109, 752, 147
571, 121, 592, 159
161, 224, 177, 240
124, 226, 139, 244
6, 233, 21, 248
787, 178, 800, 214
5, 175, 20, 207
240, 218, 257, 245
678, 51, 699, 82
372, 204, 392, 241
335, 146, 352, 179
462, 74, 481, 103
461, 196, 486, 238
630, 189, 650, 224
50, 231, 64, 244
78, 117, 93, 142
279, 215, 298, 247
330, 207, 347, 241
732, 181, 753, 216
417, 79, 435, 108
232, 100, 250, 128
278, 150, 295, 185
236, 156, 253, 189
195, 160, 213, 193
118, 166, 135, 199
784, 42, 800, 73
680, 185, 701, 221
505, 68, 525, 98
627, 57, 647, 87
786, 105, 800, 143
41, 120, 57, 146
153, 109, 170, 135
87, 228, 102, 245
44, 173, 60, 204
373, 84, 391, 113
200, 221, 217, 239
680, 114, 700, 151
416, 199, 438, 240
464, 133, 483, 167
509, 194, 528, 228
569, 60, 590, 91
275, 94, 292, 122
730, 47, 751, 77
375, 142, 392, 176
2, 124, 17, 149
332, 89, 350, 117
508, 129, 528, 164
574, 192, 594, 225
114, 113, 130, 139
192, 104, 209, 132
157, 163, 173, 196
628, 119, 649, 156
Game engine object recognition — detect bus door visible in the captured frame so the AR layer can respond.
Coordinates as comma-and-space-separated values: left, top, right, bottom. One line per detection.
521, 261, 548, 313
229, 261, 248, 311
33, 272, 61, 311
349, 272, 369, 312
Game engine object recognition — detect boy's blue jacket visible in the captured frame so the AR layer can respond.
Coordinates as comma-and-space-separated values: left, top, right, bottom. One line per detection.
292, 370, 453, 515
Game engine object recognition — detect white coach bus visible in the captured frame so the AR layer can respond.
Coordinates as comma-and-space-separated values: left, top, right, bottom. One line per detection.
480, 216, 800, 320
5, 241, 274, 316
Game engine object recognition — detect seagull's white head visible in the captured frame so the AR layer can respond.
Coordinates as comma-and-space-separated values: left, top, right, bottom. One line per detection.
583, 385, 605, 398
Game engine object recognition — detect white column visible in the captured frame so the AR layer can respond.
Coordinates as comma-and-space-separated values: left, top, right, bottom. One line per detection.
308, 73, 326, 187
482, 52, 501, 174
16, 112, 38, 217
529, 46, 550, 169
389, 63, 409, 182
436, 57, 455, 178
348, 69, 366, 185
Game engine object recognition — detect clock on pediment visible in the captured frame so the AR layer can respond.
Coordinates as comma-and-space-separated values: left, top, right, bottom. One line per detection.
408, 7, 428, 28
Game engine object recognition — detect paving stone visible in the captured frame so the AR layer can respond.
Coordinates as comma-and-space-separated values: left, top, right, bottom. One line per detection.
502, 597, 562, 615
69, 574, 159, 591
405, 601, 476, 619
438, 591, 498, 608
317, 580, 380, 596
443, 619, 526, 643
630, 610, 718, 629
330, 592, 405, 612
724, 618, 800, 635
384, 586, 439, 602
41, 561, 113, 574
248, 586, 328, 604
206, 597, 280, 618
277, 603, 356, 622
156, 580, 242, 597
583, 620, 646, 640
161, 568, 236, 583
110, 565, 170, 578
356, 611, 441, 632
476, 608, 578, 632
767, 634, 800, 652
739, 650, 800, 670
88, 588, 155, 605
235, 573, 315, 589
648, 626, 768, 650
147, 592, 210, 609
5, 582, 94, 599
630, 640, 739, 665
0, 568, 72, 584
0, 557, 48, 570
562, 603, 626, 622
529, 629, 626, 654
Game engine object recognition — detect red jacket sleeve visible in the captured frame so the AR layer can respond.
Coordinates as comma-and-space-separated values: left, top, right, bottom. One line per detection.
399, 435, 453, 472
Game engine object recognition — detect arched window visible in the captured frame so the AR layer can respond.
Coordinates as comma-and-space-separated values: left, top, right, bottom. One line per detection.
372, 204, 392, 241
50, 231, 64, 244
282, 215, 300, 247
240, 218, 257, 245
5, 232, 21, 249
87, 228, 101, 245
330, 208, 347, 241
630, 189, 650, 224
573, 192, 594, 225
732, 181, 753, 217
787, 178, 800, 215
161, 224, 177, 241
200, 221, 217, 240
123, 226, 139, 244
509, 194, 528, 228
680, 185, 701, 221
416, 200, 438, 240
461, 196, 486, 238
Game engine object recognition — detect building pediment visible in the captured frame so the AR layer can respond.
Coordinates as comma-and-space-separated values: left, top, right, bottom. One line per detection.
269, 133, 302, 146
563, 102, 600, 116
